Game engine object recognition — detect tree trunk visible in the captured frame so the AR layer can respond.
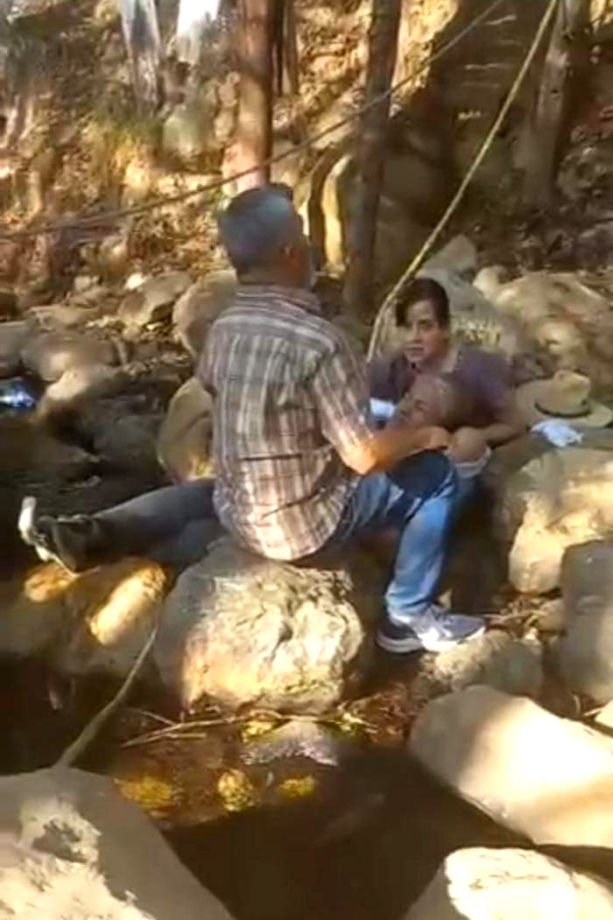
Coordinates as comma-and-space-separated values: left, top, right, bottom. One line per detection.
233, 0, 274, 191
176, 0, 222, 67
523, 0, 591, 208
342, 0, 402, 319
117, 0, 161, 113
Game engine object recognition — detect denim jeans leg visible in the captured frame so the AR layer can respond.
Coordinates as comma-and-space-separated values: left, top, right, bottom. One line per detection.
95, 479, 218, 560
334, 452, 458, 627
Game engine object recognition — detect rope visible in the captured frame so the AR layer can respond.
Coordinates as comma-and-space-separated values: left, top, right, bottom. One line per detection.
367, 0, 559, 360
0, 0, 510, 241
55, 628, 157, 768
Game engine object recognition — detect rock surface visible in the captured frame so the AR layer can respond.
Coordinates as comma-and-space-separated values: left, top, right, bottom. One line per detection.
409, 686, 613, 847
154, 538, 379, 713
425, 631, 543, 698
494, 444, 613, 594
554, 541, 613, 705
172, 269, 237, 359
484, 271, 613, 388
0, 560, 169, 678
120, 272, 192, 331
0, 767, 235, 920
157, 376, 214, 481
21, 331, 117, 382
0, 320, 28, 377
405, 847, 613, 920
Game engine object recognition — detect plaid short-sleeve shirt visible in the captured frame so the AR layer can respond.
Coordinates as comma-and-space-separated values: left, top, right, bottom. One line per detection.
198, 284, 373, 560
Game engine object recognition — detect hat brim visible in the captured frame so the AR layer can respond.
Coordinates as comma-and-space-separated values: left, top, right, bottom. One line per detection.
516, 381, 613, 429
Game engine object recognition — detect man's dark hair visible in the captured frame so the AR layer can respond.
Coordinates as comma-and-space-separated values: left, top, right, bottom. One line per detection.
395, 277, 450, 329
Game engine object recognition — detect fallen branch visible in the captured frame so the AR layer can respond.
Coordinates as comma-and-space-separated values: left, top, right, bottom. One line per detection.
121, 708, 369, 749
55, 629, 158, 768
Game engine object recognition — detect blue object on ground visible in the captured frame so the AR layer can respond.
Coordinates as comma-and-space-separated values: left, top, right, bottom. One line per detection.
0, 378, 37, 411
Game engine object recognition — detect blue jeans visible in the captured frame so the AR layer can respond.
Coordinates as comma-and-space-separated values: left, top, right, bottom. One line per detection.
329, 451, 458, 626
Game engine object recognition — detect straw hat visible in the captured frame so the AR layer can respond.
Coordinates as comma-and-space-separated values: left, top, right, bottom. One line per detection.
516, 370, 613, 429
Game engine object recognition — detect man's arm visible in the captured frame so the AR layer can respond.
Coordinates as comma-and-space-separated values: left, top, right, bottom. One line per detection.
311, 333, 450, 476
342, 423, 451, 475
479, 393, 525, 446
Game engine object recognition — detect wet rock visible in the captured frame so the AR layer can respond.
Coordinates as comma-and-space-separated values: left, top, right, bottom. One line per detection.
410, 686, 613, 848
554, 541, 613, 705
157, 377, 214, 482
119, 272, 192, 331
0, 320, 28, 377
495, 445, 613, 594
405, 847, 613, 920
21, 331, 117, 383
172, 269, 237, 359
242, 721, 345, 768
0, 767, 235, 920
154, 538, 379, 713
0, 559, 170, 679
425, 630, 543, 698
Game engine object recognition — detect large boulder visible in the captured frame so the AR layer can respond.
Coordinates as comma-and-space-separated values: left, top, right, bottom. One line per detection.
0, 559, 170, 679
21, 330, 117, 383
405, 847, 613, 920
554, 541, 613, 705
157, 377, 214, 481
119, 272, 192, 332
409, 686, 613, 848
172, 269, 236, 359
424, 630, 543, 699
481, 271, 613, 389
0, 767, 235, 920
154, 538, 380, 713
494, 443, 613, 594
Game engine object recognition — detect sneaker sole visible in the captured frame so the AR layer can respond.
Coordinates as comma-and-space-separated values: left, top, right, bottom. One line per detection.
376, 629, 425, 654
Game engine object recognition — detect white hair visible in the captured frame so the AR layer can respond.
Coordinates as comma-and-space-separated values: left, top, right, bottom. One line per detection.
218, 186, 301, 274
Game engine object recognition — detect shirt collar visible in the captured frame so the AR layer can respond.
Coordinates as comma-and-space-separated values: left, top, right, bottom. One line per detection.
236, 284, 322, 316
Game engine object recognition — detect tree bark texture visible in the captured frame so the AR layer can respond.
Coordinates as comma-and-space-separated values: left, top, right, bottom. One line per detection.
523, 0, 591, 208
234, 0, 274, 191
343, 0, 401, 319
117, 0, 161, 113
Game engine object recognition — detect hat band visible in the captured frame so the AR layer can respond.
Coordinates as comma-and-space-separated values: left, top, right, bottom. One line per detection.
534, 399, 591, 420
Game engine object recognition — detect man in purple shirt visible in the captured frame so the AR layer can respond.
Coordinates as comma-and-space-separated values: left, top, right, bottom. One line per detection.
369, 278, 523, 462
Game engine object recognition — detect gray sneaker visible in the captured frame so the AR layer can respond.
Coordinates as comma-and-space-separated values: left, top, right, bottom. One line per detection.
377, 605, 485, 654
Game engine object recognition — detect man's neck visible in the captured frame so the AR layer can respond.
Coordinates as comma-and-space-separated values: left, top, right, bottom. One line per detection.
239, 270, 301, 288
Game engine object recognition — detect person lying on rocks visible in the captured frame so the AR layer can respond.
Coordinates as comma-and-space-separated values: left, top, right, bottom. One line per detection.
369, 278, 524, 499
20, 185, 486, 655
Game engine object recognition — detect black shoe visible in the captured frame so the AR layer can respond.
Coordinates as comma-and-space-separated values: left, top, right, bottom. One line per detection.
19, 496, 109, 573
376, 618, 424, 654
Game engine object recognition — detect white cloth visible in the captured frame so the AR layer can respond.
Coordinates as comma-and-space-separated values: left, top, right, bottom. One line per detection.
531, 419, 583, 448
455, 446, 492, 480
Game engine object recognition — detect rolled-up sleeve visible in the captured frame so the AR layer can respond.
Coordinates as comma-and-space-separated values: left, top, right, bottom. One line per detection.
311, 333, 373, 456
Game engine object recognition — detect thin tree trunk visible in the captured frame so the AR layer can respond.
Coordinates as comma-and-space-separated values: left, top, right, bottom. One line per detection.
343, 0, 401, 319
234, 0, 274, 191
117, 0, 161, 113
523, 0, 591, 208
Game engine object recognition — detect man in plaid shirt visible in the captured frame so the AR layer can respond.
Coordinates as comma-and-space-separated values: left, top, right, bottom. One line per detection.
22, 186, 484, 653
